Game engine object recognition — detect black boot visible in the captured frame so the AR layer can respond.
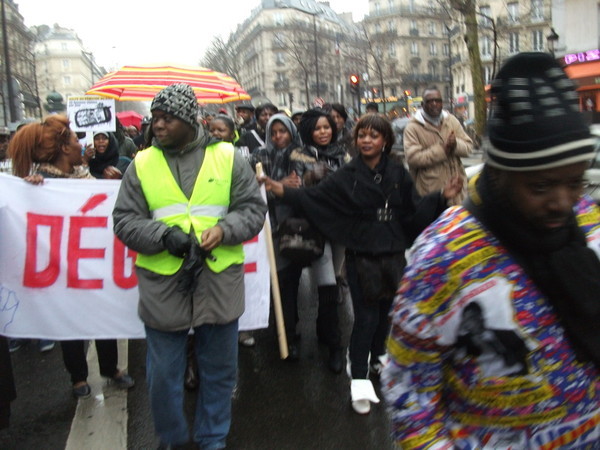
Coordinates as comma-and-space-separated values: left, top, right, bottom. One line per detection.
317, 285, 343, 373
287, 343, 300, 361
316, 285, 341, 348
328, 347, 344, 374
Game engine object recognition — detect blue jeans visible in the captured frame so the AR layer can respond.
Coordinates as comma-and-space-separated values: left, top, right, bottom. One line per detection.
145, 321, 238, 449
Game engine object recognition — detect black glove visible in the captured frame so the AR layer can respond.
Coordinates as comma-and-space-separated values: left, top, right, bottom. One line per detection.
177, 243, 215, 294
162, 226, 192, 258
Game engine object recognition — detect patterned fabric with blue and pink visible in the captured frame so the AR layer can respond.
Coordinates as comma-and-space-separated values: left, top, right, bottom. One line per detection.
382, 197, 600, 450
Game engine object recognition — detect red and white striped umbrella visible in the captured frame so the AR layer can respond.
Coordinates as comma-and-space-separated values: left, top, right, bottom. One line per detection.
86, 65, 251, 104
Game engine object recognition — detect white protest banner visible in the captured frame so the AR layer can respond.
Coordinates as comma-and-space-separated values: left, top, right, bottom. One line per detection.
0, 174, 270, 339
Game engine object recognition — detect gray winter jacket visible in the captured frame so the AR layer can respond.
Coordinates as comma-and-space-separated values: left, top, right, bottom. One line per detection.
113, 132, 267, 332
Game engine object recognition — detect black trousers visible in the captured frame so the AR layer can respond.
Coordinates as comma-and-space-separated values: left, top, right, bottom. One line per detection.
278, 263, 303, 343
346, 254, 393, 379
316, 284, 341, 349
60, 339, 118, 384
278, 263, 340, 348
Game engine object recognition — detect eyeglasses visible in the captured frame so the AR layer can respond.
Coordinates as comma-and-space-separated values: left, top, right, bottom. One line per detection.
424, 98, 443, 104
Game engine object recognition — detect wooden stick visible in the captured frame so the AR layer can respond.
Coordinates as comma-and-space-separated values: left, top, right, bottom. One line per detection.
256, 163, 288, 359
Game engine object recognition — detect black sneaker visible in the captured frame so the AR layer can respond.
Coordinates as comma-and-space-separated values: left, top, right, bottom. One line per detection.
111, 373, 135, 389
328, 347, 344, 374
38, 340, 55, 353
8, 339, 29, 353
72, 383, 91, 399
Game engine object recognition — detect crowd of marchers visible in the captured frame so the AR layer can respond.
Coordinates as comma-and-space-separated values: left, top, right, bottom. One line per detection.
2, 51, 600, 450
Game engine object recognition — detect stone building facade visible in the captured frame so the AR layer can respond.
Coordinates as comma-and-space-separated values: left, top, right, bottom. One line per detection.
363, 0, 452, 115
227, 0, 367, 114
32, 24, 104, 115
224, 0, 555, 122
0, 0, 39, 126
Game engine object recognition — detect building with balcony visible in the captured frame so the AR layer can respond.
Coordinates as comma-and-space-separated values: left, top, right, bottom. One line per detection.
449, 0, 554, 121
363, 0, 452, 115
0, 0, 39, 126
31, 24, 105, 115
226, 0, 367, 113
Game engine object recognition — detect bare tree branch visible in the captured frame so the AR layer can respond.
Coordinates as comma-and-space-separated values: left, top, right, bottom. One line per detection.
200, 36, 241, 81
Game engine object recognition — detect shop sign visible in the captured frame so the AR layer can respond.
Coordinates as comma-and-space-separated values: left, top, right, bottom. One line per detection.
564, 49, 600, 65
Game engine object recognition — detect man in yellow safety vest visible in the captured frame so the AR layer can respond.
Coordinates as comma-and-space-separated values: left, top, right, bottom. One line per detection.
113, 83, 266, 449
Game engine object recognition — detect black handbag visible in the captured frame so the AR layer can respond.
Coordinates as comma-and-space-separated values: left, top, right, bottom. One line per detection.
278, 216, 325, 267
353, 252, 406, 304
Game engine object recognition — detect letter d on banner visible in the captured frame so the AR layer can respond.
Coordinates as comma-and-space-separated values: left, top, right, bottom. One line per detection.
24, 213, 64, 287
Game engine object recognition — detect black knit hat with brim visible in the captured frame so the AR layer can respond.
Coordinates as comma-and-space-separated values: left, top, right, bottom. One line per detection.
487, 52, 596, 171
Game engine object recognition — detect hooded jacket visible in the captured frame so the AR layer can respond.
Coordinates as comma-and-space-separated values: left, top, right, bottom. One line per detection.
404, 109, 473, 204
89, 132, 120, 179
113, 131, 267, 331
251, 114, 302, 269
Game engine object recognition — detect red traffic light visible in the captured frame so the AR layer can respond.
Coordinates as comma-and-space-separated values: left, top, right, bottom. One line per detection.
349, 74, 360, 86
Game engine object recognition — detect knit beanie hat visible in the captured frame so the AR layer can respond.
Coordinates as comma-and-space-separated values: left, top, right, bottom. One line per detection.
150, 83, 199, 128
486, 52, 595, 171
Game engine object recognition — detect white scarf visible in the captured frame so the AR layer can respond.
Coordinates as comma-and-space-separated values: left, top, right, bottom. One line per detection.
422, 110, 442, 127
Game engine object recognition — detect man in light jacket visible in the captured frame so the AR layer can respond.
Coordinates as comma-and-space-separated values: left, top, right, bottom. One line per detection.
404, 87, 473, 204
113, 83, 266, 450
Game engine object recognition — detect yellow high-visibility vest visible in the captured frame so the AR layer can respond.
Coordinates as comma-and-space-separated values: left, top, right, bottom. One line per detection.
134, 142, 244, 275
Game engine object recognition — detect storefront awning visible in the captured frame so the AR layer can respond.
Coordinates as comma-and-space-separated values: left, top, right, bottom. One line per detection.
564, 61, 600, 91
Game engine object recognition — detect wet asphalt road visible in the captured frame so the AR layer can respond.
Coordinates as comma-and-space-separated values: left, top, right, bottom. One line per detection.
1, 271, 394, 449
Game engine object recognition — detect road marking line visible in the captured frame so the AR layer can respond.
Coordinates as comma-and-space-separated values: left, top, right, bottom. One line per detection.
65, 340, 129, 450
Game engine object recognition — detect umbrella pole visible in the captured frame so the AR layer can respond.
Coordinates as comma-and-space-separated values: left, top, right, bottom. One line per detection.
256, 163, 288, 359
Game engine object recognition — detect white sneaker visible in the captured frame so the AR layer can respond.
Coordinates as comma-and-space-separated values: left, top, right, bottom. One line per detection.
351, 399, 371, 415
350, 379, 380, 415
369, 353, 389, 377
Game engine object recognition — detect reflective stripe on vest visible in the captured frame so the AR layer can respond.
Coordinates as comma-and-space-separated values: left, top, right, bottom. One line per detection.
151, 204, 229, 221
134, 142, 244, 275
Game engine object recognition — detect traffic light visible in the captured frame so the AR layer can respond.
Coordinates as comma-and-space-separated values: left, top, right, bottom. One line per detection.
403, 90, 411, 98
349, 74, 360, 95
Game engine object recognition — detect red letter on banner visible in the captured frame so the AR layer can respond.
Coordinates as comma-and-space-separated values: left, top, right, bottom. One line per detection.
113, 237, 137, 288
23, 213, 64, 287
243, 235, 259, 273
67, 216, 107, 289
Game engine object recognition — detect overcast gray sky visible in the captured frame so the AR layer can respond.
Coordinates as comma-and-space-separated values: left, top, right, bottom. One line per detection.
15, 0, 368, 70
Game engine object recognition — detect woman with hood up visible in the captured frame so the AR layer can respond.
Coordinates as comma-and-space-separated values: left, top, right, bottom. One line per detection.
88, 131, 125, 179
251, 113, 304, 359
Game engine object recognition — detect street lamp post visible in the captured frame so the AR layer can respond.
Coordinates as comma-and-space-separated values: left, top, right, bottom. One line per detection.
1, 0, 16, 123
547, 28, 559, 58
444, 24, 454, 114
